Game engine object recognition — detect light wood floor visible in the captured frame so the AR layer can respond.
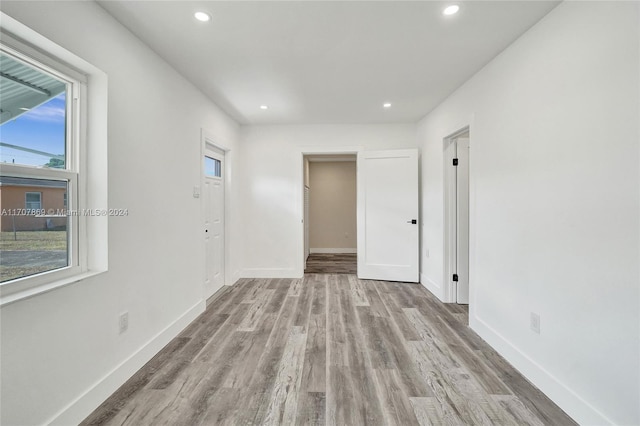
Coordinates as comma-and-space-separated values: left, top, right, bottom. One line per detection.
305, 254, 357, 274
82, 275, 576, 425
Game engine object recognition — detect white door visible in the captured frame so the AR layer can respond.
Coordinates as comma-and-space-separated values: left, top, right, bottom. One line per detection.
304, 186, 310, 267
456, 138, 470, 304
204, 148, 225, 298
357, 149, 419, 282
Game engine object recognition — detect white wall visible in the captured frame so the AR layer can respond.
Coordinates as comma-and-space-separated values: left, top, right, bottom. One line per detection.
239, 124, 416, 277
417, 2, 639, 425
309, 161, 357, 251
0, 2, 240, 425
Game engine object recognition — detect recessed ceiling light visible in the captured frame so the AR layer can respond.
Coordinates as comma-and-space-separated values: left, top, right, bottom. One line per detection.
194, 11, 211, 22
260, 105, 268, 110
383, 103, 392, 108
443, 5, 460, 16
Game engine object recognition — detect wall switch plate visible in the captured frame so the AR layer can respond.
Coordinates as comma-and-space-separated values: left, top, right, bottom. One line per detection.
530, 312, 540, 334
425, 249, 430, 258
119, 312, 129, 334
193, 185, 200, 198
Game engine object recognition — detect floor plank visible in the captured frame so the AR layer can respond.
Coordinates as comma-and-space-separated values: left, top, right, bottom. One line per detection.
82, 275, 576, 426
263, 326, 308, 425
410, 396, 460, 426
374, 369, 420, 426
305, 253, 356, 274
236, 288, 275, 331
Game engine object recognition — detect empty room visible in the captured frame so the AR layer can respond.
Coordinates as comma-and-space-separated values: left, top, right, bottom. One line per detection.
0, 1, 638, 425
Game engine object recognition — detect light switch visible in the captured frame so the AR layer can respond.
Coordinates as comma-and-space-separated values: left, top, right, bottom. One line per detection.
193, 185, 200, 198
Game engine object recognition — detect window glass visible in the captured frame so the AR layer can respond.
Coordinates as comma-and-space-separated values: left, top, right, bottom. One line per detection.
25, 192, 41, 209
205, 156, 221, 177
1, 177, 69, 282
0, 52, 67, 168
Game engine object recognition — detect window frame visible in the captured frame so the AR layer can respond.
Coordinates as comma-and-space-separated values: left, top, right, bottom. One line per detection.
24, 192, 42, 210
204, 155, 222, 178
0, 32, 85, 295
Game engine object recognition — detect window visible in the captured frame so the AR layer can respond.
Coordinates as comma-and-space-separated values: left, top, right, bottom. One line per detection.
205, 156, 222, 177
25, 192, 42, 210
0, 15, 108, 305
0, 37, 81, 286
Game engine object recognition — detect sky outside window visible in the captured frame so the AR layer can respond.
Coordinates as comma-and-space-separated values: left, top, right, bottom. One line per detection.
0, 93, 66, 168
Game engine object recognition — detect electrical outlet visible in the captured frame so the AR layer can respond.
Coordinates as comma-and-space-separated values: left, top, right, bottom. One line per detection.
119, 312, 129, 334
530, 312, 540, 334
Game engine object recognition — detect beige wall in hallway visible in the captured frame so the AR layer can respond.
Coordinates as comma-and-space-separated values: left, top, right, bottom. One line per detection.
309, 161, 356, 251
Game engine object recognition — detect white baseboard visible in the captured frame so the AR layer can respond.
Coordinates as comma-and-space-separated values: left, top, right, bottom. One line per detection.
228, 269, 241, 286
420, 274, 444, 301
242, 267, 299, 278
48, 300, 206, 426
310, 248, 357, 254
470, 315, 612, 426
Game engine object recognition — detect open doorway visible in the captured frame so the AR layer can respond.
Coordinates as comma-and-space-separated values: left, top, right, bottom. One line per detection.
444, 128, 470, 305
303, 154, 357, 274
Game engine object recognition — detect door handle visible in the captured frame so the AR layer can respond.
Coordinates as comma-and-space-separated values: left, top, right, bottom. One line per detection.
407, 219, 417, 224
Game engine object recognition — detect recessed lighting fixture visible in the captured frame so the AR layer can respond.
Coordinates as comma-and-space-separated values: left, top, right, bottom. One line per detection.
260, 105, 268, 110
194, 11, 211, 22
383, 103, 392, 108
443, 5, 460, 16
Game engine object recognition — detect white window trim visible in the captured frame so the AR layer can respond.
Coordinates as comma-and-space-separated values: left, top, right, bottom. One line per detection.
0, 13, 108, 306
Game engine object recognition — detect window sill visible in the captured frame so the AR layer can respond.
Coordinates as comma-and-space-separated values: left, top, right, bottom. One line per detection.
0, 269, 106, 307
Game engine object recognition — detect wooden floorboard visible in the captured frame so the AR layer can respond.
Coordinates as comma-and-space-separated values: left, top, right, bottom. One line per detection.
82, 274, 577, 426
305, 253, 356, 274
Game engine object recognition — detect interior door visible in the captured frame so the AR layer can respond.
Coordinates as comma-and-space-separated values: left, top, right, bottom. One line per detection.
204, 149, 225, 298
304, 185, 310, 267
357, 149, 419, 282
456, 138, 470, 303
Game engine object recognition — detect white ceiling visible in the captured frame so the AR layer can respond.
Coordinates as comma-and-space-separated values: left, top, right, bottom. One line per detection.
98, 1, 560, 125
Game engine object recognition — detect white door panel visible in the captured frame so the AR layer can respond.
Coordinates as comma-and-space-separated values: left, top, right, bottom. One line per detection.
357, 149, 419, 282
456, 138, 470, 304
304, 186, 310, 267
204, 149, 225, 299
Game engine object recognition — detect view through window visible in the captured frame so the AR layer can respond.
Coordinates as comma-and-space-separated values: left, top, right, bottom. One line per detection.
0, 50, 72, 283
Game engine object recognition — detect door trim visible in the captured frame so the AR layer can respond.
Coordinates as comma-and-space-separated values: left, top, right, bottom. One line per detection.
443, 126, 470, 303
201, 129, 233, 290
296, 146, 363, 277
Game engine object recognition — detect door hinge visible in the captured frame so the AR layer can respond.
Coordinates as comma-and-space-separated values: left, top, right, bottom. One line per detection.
453, 158, 459, 166
453, 274, 459, 282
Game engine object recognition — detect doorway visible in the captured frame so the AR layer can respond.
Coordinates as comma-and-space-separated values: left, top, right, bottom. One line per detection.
304, 155, 357, 274
444, 129, 470, 304
203, 144, 225, 299
298, 148, 419, 282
